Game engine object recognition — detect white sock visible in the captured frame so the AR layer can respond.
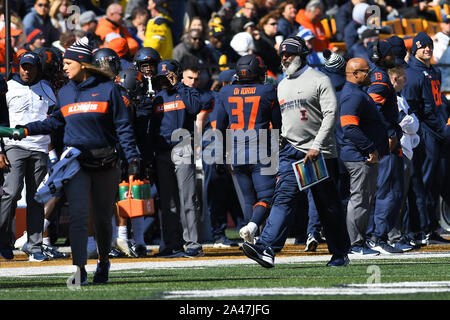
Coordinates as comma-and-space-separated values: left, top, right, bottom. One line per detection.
43, 219, 50, 233
42, 237, 51, 246
247, 222, 258, 235
118, 226, 128, 241
87, 236, 97, 252
131, 217, 146, 246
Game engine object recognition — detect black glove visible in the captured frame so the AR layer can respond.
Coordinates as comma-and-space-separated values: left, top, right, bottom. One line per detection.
128, 159, 141, 179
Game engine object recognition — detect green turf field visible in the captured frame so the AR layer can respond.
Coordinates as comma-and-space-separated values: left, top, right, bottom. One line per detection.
1, 256, 449, 300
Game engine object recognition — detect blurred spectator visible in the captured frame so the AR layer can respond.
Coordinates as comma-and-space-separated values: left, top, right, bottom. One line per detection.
173, 28, 216, 90
230, 0, 259, 34
206, 24, 241, 68
230, 21, 256, 56
258, 0, 279, 18
0, 26, 22, 74
79, 10, 98, 33
297, 26, 322, 69
124, 6, 149, 48
347, 28, 380, 61
105, 33, 134, 70
344, 2, 370, 51
186, 0, 222, 23
212, 1, 236, 33
22, 28, 46, 52
253, 11, 282, 75
95, 3, 140, 57
49, 0, 72, 34
23, 0, 60, 47
183, 16, 208, 41
56, 30, 76, 52
144, 0, 174, 60
276, 0, 300, 40
125, 0, 148, 20
335, 0, 368, 42
398, 0, 438, 21
433, 13, 450, 63
295, 0, 329, 52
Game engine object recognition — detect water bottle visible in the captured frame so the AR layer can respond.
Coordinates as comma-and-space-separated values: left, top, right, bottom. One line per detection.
131, 180, 143, 199
118, 181, 129, 200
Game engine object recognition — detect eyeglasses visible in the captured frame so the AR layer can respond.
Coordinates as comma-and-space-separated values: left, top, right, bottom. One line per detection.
37, 3, 49, 7
355, 69, 371, 74
191, 37, 201, 41
268, 22, 278, 26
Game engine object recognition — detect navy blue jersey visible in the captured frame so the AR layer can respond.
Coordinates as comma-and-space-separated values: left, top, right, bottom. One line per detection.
214, 83, 281, 165
338, 81, 389, 162
402, 55, 447, 140
366, 65, 401, 139
151, 82, 201, 151
26, 75, 139, 162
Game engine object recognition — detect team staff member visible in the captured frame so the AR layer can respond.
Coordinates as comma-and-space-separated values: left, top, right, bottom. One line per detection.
402, 32, 450, 244
150, 60, 202, 258
339, 57, 389, 256
17, 38, 141, 285
214, 54, 282, 245
365, 40, 404, 254
242, 37, 350, 268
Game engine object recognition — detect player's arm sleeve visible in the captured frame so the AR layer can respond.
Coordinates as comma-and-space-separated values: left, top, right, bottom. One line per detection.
174, 82, 201, 115
312, 77, 338, 152
367, 80, 396, 138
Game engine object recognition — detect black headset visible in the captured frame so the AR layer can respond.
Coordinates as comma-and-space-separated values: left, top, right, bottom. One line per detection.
370, 39, 380, 64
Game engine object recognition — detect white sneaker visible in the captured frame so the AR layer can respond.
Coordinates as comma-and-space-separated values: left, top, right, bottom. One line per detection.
239, 225, 255, 244
14, 231, 28, 250
115, 238, 132, 257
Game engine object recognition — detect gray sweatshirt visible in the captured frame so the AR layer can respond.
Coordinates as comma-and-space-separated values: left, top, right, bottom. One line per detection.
277, 65, 338, 159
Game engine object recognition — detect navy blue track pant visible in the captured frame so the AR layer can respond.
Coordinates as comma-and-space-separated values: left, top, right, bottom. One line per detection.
202, 161, 244, 240
232, 163, 276, 226
258, 143, 350, 256
368, 150, 404, 241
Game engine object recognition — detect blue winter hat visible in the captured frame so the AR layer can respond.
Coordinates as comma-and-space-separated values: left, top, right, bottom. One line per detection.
411, 32, 433, 55
367, 40, 393, 59
387, 35, 406, 59
20, 52, 41, 66
63, 36, 93, 64
218, 69, 236, 83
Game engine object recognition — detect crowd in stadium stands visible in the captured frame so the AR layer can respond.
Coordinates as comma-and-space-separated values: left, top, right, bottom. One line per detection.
0, 0, 449, 282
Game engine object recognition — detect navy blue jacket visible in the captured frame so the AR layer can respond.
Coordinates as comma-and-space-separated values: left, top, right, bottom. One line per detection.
402, 55, 447, 141
338, 81, 389, 161
151, 82, 201, 151
26, 75, 139, 162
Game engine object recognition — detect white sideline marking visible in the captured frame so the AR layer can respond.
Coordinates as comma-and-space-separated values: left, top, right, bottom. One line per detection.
1, 251, 450, 277
164, 282, 450, 298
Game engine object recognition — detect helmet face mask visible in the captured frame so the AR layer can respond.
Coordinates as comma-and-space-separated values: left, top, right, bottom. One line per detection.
133, 47, 161, 77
